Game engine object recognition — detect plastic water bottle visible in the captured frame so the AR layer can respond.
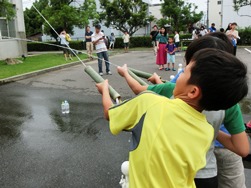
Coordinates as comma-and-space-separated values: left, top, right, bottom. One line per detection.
178, 63, 183, 73
170, 75, 175, 81
61, 101, 66, 114
65, 100, 70, 114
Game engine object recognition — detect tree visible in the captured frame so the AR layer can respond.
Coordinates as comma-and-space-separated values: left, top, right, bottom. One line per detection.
24, 0, 49, 37
233, 0, 251, 11
160, 0, 203, 32
0, 0, 16, 20
24, 0, 97, 41
233, 0, 251, 17
98, 0, 155, 36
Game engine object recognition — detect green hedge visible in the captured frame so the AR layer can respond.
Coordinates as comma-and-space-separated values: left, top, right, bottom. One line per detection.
27, 41, 85, 51
27, 31, 250, 52
238, 27, 251, 45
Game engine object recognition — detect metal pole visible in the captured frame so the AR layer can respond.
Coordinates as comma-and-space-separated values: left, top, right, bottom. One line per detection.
207, 0, 210, 28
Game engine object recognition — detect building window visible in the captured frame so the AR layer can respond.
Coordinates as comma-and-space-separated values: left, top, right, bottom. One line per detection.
0, 18, 16, 38
217, 1, 221, 4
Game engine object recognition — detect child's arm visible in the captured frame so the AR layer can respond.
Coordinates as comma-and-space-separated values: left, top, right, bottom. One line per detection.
117, 64, 148, 95
216, 131, 250, 157
147, 73, 163, 84
96, 80, 113, 120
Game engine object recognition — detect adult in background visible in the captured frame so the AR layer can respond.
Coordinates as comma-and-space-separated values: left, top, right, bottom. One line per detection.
92, 25, 112, 76
59, 30, 73, 61
192, 28, 200, 40
85, 26, 93, 60
174, 31, 180, 51
109, 33, 116, 50
150, 25, 159, 55
200, 25, 208, 36
225, 23, 232, 33
209, 23, 217, 32
226, 22, 240, 56
156, 27, 168, 70
122, 31, 130, 53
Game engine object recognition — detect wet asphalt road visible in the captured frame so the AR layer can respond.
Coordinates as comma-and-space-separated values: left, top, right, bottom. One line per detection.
0, 48, 251, 188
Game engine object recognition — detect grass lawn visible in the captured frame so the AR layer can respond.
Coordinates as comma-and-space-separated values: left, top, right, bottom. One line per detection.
0, 53, 88, 79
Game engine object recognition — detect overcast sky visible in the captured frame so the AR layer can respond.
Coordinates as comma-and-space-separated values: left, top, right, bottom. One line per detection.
22, 0, 207, 12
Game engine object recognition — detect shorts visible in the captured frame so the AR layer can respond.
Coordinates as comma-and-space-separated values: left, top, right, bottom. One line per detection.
175, 42, 180, 47
61, 44, 70, 55
167, 53, 175, 63
152, 41, 157, 47
124, 43, 129, 48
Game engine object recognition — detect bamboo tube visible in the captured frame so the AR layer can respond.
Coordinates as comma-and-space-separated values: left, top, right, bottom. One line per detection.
84, 66, 121, 101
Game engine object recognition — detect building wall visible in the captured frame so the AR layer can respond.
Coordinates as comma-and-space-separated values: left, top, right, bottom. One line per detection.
209, 0, 251, 30
0, 39, 24, 60
208, 0, 222, 29
222, 0, 251, 29
0, 0, 27, 60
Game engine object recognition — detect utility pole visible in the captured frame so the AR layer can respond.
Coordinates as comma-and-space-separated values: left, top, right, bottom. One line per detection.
207, 0, 209, 28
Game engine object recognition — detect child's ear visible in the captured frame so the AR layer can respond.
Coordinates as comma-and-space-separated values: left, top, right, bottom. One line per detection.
188, 86, 201, 99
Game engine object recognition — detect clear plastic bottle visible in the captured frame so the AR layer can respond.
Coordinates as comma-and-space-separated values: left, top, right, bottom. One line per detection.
61, 101, 66, 114
65, 100, 70, 114
170, 75, 175, 81
178, 63, 183, 73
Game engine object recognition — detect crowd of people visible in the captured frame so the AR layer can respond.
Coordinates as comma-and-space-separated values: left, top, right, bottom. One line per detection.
94, 24, 249, 188
150, 22, 241, 72
96, 32, 250, 188
57, 22, 250, 187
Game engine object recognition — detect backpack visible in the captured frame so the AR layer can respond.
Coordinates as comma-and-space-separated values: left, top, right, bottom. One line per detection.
65, 34, 71, 42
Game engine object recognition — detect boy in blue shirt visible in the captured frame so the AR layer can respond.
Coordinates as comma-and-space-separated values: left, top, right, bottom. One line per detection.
165, 37, 177, 71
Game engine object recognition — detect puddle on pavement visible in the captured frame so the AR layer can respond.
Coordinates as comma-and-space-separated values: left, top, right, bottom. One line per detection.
50, 101, 104, 139
0, 97, 32, 138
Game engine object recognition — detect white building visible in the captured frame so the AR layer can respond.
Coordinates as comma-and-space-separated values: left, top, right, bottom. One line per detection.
209, 0, 251, 29
0, 0, 27, 60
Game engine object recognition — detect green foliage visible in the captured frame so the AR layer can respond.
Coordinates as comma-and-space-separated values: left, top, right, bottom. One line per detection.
27, 41, 86, 51
24, 0, 49, 36
0, 0, 16, 20
238, 27, 251, 45
233, 0, 251, 11
169, 34, 192, 39
27, 42, 61, 51
24, 0, 97, 40
161, 0, 203, 32
98, 0, 155, 36
27, 34, 193, 51
0, 53, 87, 79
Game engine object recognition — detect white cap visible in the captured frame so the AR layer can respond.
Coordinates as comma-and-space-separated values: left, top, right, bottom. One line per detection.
121, 161, 129, 176
170, 75, 175, 80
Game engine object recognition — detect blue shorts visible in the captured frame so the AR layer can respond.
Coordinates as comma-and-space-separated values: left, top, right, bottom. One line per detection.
167, 53, 175, 63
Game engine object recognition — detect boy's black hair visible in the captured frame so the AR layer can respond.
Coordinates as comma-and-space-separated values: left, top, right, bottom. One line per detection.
185, 36, 233, 65
220, 28, 225, 32
188, 48, 248, 110
95, 24, 101, 29
207, 32, 232, 47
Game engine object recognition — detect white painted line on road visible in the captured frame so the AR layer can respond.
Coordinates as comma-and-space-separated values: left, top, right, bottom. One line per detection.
244, 48, 251, 53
